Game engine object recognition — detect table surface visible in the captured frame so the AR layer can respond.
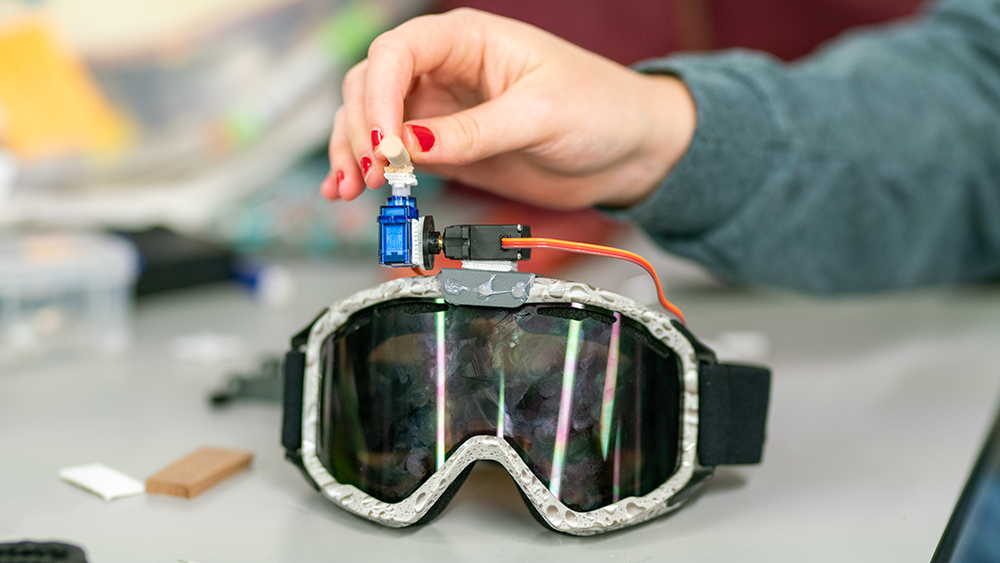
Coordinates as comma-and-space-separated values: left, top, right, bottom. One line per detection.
3, 247, 1000, 563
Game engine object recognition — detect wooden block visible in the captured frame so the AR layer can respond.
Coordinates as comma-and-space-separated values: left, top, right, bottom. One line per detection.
146, 447, 253, 498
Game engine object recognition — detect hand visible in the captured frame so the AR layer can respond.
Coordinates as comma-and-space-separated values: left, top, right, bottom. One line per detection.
322, 8, 696, 210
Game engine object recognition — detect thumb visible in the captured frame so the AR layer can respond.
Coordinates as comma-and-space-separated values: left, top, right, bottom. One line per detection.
403, 90, 552, 166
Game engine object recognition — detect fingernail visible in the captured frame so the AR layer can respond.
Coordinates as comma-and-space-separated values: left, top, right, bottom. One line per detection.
410, 124, 435, 152
336, 170, 345, 186
371, 129, 383, 149
361, 156, 372, 176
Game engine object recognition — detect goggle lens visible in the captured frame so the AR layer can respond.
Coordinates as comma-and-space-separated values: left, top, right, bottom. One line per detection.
317, 299, 682, 512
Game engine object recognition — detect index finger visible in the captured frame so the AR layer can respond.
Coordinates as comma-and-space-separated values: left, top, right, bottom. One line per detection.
363, 9, 496, 145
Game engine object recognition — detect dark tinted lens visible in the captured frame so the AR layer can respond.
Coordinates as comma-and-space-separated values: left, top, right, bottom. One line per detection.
317, 299, 682, 511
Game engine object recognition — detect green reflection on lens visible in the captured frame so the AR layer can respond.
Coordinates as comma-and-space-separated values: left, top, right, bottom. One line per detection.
435, 299, 446, 470
600, 313, 622, 460
549, 310, 583, 500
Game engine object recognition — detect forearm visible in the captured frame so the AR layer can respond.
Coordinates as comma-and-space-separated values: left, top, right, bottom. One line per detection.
624, 0, 1000, 293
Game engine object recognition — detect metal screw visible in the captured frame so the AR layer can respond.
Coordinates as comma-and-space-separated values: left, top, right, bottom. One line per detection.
516, 224, 522, 233
517, 251, 522, 260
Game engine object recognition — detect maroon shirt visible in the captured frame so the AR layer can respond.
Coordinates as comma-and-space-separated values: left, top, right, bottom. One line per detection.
433, 0, 926, 63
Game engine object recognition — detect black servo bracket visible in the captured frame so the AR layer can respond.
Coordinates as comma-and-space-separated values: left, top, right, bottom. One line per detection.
423, 224, 531, 266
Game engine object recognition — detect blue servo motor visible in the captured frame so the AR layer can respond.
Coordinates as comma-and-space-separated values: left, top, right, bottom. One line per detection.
378, 195, 419, 266
377, 140, 436, 269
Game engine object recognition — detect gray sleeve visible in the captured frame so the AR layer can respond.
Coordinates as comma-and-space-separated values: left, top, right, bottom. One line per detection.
618, 0, 1000, 293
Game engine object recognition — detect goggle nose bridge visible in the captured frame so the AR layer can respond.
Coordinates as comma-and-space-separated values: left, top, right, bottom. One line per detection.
311, 434, 696, 534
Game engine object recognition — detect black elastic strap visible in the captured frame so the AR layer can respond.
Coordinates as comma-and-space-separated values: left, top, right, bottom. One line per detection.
281, 349, 306, 455
282, 348, 321, 490
282, 308, 326, 454
697, 363, 771, 466
282, 310, 330, 491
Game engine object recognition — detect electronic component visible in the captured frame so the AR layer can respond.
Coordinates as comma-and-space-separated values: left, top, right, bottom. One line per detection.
370, 138, 682, 320
377, 193, 422, 267
439, 224, 531, 262
376, 135, 430, 269
374, 136, 535, 271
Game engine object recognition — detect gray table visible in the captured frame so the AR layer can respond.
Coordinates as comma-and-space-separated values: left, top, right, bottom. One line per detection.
3, 253, 1000, 562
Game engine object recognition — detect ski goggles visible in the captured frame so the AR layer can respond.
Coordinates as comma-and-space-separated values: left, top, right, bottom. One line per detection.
282, 270, 770, 535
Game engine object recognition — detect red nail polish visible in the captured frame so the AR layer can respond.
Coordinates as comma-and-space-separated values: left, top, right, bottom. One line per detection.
371, 129, 383, 149
410, 125, 435, 152
361, 156, 372, 176
336, 170, 345, 186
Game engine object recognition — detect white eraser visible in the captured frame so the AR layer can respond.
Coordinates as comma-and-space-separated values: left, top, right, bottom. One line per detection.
59, 463, 145, 501
379, 134, 410, 167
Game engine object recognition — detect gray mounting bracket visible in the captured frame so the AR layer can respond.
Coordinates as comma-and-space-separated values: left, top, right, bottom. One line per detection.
438, 268, 536, 308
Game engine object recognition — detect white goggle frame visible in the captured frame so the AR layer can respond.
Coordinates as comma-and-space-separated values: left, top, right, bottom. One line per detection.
298, 275, 700, 535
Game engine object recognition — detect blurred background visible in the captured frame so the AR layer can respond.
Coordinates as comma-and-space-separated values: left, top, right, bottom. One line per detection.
0, 0, 923, 366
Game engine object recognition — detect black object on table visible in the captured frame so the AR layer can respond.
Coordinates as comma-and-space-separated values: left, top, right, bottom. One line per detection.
0, 541, 88, 563
932, 397, 1000, 563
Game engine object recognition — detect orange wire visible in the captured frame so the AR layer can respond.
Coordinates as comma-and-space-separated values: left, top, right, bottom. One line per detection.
501, 237, 686, 324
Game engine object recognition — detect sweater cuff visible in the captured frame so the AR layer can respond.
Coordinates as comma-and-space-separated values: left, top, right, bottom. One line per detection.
609, 52, 787, 237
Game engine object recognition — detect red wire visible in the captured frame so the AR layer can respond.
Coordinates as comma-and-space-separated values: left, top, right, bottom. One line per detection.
501, 237, 686, 324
